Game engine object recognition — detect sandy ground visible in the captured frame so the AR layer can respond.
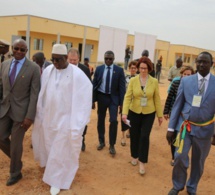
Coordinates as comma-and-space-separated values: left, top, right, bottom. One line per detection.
1, 71, 215, 195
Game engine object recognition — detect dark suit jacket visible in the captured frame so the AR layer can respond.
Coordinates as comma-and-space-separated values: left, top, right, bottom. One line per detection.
93, 64, 125, 106
78, 63, 91, 81
0, 58, 41, 122
44, 60, 52, 69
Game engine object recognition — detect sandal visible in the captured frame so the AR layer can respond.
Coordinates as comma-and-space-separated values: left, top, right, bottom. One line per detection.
130, 159, 138, 166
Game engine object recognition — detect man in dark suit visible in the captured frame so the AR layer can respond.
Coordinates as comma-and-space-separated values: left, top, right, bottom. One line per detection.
32, 52, 51, 73
167, 51, 215, 195
0, 39, 41, 186
93, 50, 125, 156
67, 48, 91, 152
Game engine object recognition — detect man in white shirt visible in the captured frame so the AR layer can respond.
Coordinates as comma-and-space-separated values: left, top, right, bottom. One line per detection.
32, 44, 92, 195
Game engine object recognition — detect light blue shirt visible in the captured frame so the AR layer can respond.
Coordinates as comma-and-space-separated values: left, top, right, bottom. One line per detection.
98, 64, 114, 94
9, 57, 25, 78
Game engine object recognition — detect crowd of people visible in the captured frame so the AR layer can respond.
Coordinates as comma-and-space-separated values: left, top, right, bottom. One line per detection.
0, 38, 215, 195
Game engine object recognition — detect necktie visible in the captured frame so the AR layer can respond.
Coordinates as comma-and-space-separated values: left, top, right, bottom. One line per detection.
105, 66, 111, 94
199, 78, 205, 95
9, 60, 19, 86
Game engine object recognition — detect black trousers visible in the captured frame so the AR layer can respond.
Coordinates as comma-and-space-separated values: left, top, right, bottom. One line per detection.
97, 92, 118, 145
129, 110, 155, 163
0, 113, 26, 177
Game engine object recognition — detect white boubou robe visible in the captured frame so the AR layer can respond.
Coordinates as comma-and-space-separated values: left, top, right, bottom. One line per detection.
32, 64, 92, 189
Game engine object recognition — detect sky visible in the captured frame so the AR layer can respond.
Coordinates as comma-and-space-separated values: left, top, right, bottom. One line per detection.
1, 0, 215, 50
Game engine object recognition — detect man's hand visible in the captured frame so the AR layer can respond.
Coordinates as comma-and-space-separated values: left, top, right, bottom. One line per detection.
21, 118, 33, 131
166, 131, 175, 145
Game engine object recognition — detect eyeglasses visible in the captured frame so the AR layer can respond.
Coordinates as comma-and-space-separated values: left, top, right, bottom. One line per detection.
13, 47, 26, 52
51, 57, 64, 63
139, 67, 148, 70
105, 58, 114, 61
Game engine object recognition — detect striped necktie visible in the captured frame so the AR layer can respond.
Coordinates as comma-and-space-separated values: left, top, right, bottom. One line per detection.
199, 78, 205, 95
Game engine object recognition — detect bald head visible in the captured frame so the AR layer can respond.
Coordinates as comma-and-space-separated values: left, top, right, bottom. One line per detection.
12, 39, 28, 60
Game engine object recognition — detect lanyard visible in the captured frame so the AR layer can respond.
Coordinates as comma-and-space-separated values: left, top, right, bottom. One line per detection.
140, 75, 148, 97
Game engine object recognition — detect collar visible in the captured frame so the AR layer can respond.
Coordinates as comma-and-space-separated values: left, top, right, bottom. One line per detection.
197, 72, 210, 81
12, 57, 26, 64
105, 64, 113, 69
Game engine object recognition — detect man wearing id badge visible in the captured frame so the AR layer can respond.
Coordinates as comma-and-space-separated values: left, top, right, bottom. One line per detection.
167, 52, 215, 195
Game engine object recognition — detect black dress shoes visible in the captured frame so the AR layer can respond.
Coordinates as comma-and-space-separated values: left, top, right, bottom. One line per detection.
6, 173, 22, 186
97, 143, 105, 150
109, 145, 116, 156
187, 192, 196, 195
168, 188, 184, 195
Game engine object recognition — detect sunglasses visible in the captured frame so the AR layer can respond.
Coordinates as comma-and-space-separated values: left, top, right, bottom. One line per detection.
51, 57, 64, 63
105, 58, 113, 61
13, 47, 26, 52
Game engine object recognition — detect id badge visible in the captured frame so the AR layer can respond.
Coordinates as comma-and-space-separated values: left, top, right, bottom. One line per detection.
141, 97, 147, 107
192, 95, 202, 107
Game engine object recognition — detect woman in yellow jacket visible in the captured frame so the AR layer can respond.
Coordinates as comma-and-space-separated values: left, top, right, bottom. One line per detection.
122, 56, 163, 175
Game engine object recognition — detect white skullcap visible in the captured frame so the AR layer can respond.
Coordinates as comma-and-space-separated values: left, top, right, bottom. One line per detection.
0, 39, 10, 46
52, 44, 67, 55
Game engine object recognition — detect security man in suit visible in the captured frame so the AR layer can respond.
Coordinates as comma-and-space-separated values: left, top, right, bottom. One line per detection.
67, 48, 91, 152
32, 52, 51, 73
93, 50, 125, 156
0, 39, 41, 186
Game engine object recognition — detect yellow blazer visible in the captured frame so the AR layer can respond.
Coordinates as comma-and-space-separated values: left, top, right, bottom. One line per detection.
122, 74, 163, 117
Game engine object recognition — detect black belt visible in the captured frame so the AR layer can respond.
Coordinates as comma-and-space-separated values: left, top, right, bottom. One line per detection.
97, 91, 110, 95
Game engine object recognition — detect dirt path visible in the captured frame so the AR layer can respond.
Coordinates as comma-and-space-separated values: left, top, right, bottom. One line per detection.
1, 72, 215, 195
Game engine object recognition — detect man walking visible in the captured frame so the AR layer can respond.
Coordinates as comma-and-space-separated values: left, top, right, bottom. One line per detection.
93, 50, 125, 156
32, 44, 92, 195
67, 48, 91, 152
167, 52, 215, 195
0, 39, 40, 186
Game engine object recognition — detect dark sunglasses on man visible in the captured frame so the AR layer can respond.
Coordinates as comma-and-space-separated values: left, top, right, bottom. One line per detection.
13, 47, 26, 52
105, 58, 113, 61
50, 57, 63, 63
